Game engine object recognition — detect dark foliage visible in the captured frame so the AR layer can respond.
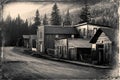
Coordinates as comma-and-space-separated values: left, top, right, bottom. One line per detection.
63, 9, 72, 25
34, 9, 41, 26
43, 14, 48, 25
79, 1, 91, 23
51, 3, 61, 25
3, 15, 29, 46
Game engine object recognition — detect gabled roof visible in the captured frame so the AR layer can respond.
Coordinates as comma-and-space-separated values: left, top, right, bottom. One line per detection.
44, 25, 79, 35
90, 27, 115, 43
74, 22, 111, 28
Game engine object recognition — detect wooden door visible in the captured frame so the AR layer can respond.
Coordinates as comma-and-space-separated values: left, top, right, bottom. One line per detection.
97, 44, 104, 64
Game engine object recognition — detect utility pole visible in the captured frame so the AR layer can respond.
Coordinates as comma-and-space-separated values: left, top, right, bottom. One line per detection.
0, 0, 9, 79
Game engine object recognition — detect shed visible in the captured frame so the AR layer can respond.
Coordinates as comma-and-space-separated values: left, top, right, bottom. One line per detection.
55, 38, 92, 62
23, 35, 30, 48
68, 39, 92, 62
23, 35, 37, 50
89, 27, 115, 65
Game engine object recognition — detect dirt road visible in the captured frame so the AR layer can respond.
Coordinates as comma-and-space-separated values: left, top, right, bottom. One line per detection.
2, 47, 118, 80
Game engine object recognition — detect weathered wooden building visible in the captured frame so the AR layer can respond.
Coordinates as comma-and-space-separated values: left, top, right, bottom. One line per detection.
23, 35, 37, 50
90, 28, 115, 65
36, 23, 114, 65
55, 38, 92, 62
23, 35, 30, 48
36, 25, 79, 54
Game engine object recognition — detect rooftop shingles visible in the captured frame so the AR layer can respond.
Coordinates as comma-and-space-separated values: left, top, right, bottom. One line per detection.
44, 26, 79, 35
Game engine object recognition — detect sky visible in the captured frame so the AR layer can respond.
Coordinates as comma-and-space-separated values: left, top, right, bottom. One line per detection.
3, 2, 80, 22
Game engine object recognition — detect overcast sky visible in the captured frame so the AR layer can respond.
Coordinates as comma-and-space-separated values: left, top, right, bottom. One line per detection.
3, 2, 80, 21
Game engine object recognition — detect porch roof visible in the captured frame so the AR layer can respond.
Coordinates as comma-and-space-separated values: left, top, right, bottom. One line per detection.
68, 39, 92, 48
23, 35, 30, 39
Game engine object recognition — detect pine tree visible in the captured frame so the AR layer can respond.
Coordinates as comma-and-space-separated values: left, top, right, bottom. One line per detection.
79, 1, 91, 23
64, 9, 72, 25
16, 14, 23, 25
24, 19, 29, 35
43, 14, 48, 25
51, 3, 61, 25
34, 9, 41, 26
6, 14, 12, 23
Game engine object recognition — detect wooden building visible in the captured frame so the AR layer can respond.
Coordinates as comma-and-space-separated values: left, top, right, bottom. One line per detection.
55, 38, 92, 62
90, 28, 115, 65
23, 35, 30, 48
36, 25, 79, 54
23, 35, 37, 51
74, 23, 100, 39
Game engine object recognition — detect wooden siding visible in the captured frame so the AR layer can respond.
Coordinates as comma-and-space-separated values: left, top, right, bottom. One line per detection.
76, 24, 99, 39
96, 32, 111, 44
37, 26, 45, 52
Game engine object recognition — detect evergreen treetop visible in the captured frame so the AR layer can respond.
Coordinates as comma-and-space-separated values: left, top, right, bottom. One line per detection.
51, 3, 61, 25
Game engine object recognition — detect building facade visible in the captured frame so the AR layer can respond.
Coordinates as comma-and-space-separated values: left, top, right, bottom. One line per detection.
36, 23, 114, 65
36, 25, 79, 54
55, 38, 92, 62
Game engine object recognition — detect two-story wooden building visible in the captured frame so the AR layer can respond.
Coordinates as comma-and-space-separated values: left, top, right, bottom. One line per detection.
36, 25, 79, 54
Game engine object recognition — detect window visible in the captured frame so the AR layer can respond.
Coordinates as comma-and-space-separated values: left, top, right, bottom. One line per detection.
40, 43, 43, 52
83, 28, 86, 36
40, 32, 42, 38
32, 39, 36, 48
79, 29, 81, 35
93, 28, 97, 34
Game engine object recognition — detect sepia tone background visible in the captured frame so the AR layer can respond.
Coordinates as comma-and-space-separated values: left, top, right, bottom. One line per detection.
0, 0, 119, 79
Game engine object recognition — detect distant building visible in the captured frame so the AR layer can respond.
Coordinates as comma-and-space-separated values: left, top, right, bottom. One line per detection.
55, 38, 92, 62
90, 28, 115, 65
23, 35, 37, 50
23, 35, 30, 48
36, 25, 79, 54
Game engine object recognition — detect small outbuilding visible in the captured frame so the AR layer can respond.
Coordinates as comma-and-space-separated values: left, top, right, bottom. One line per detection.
23, 35, 30, 48
23, 35, 37, 51
90, 27, 115, 65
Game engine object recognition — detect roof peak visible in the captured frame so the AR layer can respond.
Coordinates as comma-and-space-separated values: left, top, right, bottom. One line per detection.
74, 22, 112, 28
